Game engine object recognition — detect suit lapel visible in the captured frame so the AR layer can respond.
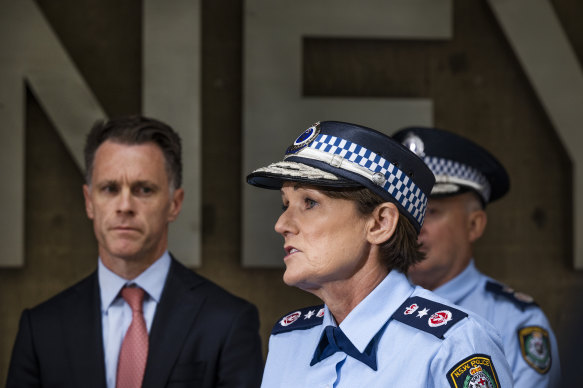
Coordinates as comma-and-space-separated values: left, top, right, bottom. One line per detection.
61, 272, 107, 388
142, 258, 207, 388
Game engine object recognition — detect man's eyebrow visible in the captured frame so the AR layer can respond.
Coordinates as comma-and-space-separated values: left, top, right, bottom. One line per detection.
96, 179, 118, 187
132, 180, 160, 187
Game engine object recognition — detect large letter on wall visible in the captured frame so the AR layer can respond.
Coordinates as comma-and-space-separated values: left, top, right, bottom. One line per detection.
487, 0, 583, 269
0, 0, 106, 267
143, 0, 201, 267
243, 0, 452, 267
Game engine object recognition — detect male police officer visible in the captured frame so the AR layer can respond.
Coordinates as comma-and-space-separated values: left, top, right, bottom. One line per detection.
394, 126, 561, 387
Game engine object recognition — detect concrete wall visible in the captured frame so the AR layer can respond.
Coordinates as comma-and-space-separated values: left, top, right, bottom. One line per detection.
1, 0, 582, 383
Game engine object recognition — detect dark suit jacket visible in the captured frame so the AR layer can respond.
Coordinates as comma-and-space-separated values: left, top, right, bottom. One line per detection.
6, 258, 264, 388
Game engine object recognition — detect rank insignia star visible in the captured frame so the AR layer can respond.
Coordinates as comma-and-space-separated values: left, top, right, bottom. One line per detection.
304, 310, 315, 319
417, 308, 429, 318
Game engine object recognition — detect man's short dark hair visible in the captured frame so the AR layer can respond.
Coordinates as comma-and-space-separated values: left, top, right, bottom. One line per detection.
319, 186, 424, 273
84, 115, 182, 189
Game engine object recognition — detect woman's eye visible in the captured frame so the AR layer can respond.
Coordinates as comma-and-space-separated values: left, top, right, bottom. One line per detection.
281, 204, 288, 212
305, 198, 318, 209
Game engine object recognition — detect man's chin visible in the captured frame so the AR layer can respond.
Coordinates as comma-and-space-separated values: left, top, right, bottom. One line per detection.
407, 263, 435, 280
102, 244, 144, 262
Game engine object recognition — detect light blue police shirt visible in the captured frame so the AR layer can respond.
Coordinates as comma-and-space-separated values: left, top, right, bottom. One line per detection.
98, 251, 171, 388
433, 260, 561, 387
261, 270, 513, 388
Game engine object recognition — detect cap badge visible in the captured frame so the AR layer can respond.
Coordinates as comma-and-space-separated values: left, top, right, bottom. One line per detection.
286, 122, 321, 155
372, 172, 386, 186
402, 133, 425, 157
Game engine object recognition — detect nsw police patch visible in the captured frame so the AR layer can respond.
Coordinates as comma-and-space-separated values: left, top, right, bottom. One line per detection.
447, 354, 500, 388
518, 326, 551, 374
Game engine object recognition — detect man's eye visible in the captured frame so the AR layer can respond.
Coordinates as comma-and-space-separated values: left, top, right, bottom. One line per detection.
135, 186, 154, 195
426, 208, 438, 216
281, 203, 288, 212
102, 185, 118, 194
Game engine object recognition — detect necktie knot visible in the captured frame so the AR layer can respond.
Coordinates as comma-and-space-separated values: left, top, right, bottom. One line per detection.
121, 286, 145, 313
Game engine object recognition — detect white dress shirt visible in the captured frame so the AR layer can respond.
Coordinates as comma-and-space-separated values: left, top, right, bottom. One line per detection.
98, 251, 171, 388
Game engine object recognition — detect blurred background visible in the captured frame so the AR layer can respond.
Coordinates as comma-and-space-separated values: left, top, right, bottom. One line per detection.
1, 0, 583, 383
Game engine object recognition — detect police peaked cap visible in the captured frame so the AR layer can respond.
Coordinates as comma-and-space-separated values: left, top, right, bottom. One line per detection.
246, 121, 436, 232
392, 126, 510, 205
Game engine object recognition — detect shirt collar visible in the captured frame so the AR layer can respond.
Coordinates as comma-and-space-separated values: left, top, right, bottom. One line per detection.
98, 251, 172, 312
432, 259, 479, 304
332, 270, 415, 352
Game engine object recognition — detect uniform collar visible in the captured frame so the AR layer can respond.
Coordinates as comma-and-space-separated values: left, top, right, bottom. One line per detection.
329, 270, 415, 353
98, 251, 172, 312
432, 259, 480, 304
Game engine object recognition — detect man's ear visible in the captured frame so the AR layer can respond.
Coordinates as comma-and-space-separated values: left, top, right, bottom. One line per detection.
83, 185, 94, 219
168, 188, 185, 222
367, 202, 399, 245
468, 209, 487, 243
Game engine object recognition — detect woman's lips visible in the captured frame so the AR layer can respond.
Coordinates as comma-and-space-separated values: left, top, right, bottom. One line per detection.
284, 246, 300, 258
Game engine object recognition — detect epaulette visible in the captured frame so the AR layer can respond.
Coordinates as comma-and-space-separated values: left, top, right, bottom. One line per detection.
485, 281, 538, 310
391, 296, 468, 339
271, 305, 325, 335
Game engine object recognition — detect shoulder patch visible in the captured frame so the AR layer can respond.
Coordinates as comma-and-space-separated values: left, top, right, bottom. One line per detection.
447, 353, 501, 388
391, 296, 467, 338
485, 281, 538, 310
271, 305, 325, 335
518, 326, 552, 374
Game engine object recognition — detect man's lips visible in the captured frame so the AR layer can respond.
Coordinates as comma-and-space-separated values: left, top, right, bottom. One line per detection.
111, 226, 140, 232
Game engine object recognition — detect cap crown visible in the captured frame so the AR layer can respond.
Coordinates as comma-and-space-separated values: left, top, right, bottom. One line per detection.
247, 121, 436, 231
393, 126, 510, 204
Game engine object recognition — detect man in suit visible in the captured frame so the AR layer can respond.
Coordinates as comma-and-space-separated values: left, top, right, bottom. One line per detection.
6, 115, 263, 388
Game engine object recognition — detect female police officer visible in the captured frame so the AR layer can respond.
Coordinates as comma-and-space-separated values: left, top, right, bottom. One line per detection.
247, 121, 513, 387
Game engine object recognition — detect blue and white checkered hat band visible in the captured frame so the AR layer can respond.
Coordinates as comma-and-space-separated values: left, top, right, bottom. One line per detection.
284, 134, 428, 225
423, 156, 491, 202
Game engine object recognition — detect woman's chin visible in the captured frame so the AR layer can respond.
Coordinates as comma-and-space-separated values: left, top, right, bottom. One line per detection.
282, 270, 299, 287
283, 272, 321, 294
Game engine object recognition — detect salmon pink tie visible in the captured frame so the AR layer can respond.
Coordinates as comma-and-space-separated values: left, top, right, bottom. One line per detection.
116, 286, 148, 388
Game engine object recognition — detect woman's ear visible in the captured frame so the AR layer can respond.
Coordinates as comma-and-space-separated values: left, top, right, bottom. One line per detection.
367, 202, 399, 245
